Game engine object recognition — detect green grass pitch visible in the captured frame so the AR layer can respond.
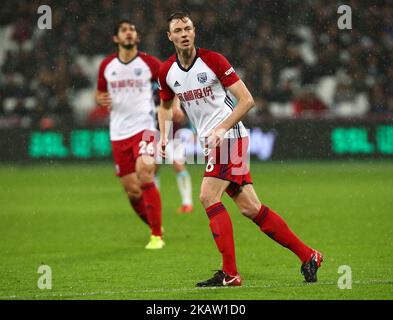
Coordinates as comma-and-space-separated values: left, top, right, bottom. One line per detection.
0, 161, 392, 300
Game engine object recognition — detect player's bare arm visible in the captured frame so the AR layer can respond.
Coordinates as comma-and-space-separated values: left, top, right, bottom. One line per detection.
206, 80, 255, 147
95, 90, 112, 109
172, 96, 186, 123
158, 98, 174, 157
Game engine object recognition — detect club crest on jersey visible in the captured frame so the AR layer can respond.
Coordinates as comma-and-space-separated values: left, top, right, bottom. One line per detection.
134, 68, 142, 76
197, 72, 207, 84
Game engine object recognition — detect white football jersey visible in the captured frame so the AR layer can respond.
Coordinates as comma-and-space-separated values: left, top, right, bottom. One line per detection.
159, 48, 248, 145
97, 51, 161, 141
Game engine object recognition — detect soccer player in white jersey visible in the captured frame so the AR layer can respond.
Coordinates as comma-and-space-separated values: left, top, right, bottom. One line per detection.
158, 12, 323, 286
95, 20, 165, 249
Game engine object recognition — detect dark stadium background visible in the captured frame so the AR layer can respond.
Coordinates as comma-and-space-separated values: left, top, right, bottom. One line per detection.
0, 0, 392, 301
0, 0, 392, 161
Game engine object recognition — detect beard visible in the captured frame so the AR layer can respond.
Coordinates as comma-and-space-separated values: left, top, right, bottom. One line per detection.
120, 42, 135, 50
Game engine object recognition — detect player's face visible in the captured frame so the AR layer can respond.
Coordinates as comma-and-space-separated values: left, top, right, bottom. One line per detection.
114, 23, 139, 50
167, 18, 195, 51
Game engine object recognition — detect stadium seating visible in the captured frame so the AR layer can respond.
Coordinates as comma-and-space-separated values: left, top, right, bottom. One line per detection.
1, 0, 392, 127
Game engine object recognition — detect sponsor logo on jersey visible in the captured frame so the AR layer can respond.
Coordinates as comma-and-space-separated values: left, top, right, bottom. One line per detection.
177, 86, 213, 102
134, 68, 142, 76
174, 81, 181, 87
197, 72, 207, 84
224, 67, 235, 76
110, 79, 145, 89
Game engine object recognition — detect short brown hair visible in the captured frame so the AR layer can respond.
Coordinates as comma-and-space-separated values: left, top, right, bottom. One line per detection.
167, 12, 191, 30
114, 19, 135, 36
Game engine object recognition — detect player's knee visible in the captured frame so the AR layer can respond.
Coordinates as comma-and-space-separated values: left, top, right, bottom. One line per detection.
199, 191, 219, 208
240, 202, 260, 220
138, 171, 153, 184
124, 185, 141, 200
199, 192, 210, 207
137, 160, 155, 183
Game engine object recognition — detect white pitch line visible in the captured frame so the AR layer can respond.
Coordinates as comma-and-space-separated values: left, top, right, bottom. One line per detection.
0, 279, 392, 300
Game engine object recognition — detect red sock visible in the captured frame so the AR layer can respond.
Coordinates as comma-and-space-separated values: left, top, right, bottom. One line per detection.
205, 202, 237, 276
141, 182, 162, 237
129, 196, 149, 226
254, 205, 313, 263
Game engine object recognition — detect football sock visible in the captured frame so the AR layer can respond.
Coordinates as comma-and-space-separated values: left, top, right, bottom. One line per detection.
205, 202, 237, 276
141, 182, 162, 237
129, 196, 149, 225
176, 170, 193, 206
253, 205, 313, 263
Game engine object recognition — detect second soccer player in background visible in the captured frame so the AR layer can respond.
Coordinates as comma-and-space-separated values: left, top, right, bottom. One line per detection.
95, 20, 193, 250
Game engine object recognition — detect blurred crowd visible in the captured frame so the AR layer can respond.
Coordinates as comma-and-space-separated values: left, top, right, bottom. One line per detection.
0, 0, 392, 128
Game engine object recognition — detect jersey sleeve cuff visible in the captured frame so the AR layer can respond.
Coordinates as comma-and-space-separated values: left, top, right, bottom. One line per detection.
160, 92, 175, 101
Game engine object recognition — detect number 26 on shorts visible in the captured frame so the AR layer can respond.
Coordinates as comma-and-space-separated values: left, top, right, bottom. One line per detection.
139, 141, 155, 156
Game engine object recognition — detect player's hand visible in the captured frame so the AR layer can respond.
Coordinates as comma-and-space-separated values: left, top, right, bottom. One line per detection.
158, 136, 168, 159
96, 92, 112, 110
205, 127, 226, 148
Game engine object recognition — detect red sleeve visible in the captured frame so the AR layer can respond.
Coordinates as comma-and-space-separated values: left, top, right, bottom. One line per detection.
200, 49, 240, 87
139, 52, 162, 81
293, 100, 302, 114
158, 59, 175, 101
97, 61, 107, 92
97, 53, 116, 92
